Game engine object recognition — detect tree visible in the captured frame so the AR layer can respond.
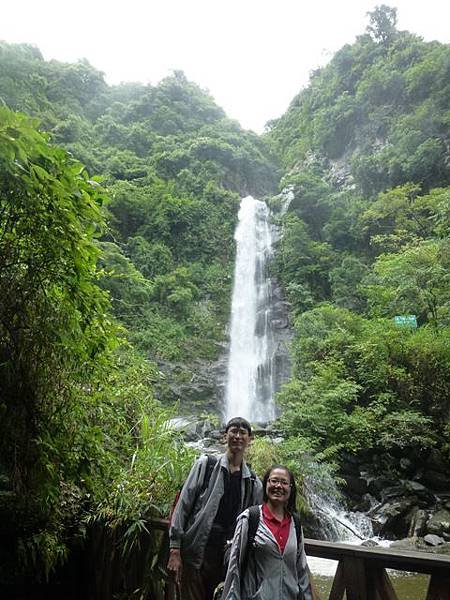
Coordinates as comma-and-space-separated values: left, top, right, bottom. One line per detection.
0, 107, 116, 576
330, 255, 368, 311
364, 239, 450, 326
366, 5, 398, 45
273, 214, 335, 308
285, 171, 333, 238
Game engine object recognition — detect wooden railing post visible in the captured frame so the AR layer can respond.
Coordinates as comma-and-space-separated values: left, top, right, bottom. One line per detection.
329, 561, 345, 600
366, 566, 398, 600
343, 557, 367, 600
426, 572, 450, 600
329, 560, 399, 600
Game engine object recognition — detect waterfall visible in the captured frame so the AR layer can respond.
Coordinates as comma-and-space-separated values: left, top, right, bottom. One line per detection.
307, 486, 374, 542
224, 196, 276, 423
304, 467, 374, 543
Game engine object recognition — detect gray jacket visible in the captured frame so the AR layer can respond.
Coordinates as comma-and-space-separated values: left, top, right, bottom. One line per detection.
222, 505, 312, 600
169, 453, 263, 569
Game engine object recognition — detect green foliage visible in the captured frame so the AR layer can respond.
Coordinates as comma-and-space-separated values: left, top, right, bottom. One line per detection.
278, 361, 362, 456
2, 20, 450, 587
246, 438, 283, 478
359, 185, 450, 253
364, 239, 450, 326
0, 41, 276, 369
125, 237, 174, 279
272, 214, 334, 312
76, 350, 196, 599
266, 21, 450, 195
0, 107, 203, 589
283, 171, 333, 237
266, 15, 450, 482
277, 304, 449, 469
366, 5, 398, 45
0, 107, 117, 580
329, 255, 368, 311
90, 374, 195, 524
246, 437, 328, 514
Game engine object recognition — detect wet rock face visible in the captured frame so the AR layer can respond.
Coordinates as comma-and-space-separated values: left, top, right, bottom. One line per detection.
340, 452, 450, 542
343, 475, 369, 497
408, 507, 428, 537
419, 469, 450, 491
155, 348, 229, 415
370, 495, 420, 538
368, 488, 450, 541
270, 281, 293, 396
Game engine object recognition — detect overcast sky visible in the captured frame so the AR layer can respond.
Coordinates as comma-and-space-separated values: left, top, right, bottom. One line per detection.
1, 0, 449, 132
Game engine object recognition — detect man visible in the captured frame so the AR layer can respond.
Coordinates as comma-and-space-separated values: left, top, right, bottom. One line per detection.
167, 417, 263, 600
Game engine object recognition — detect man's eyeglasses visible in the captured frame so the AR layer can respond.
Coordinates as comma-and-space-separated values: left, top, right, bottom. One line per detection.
268, 477, 291, 487
228, 427, 249, 437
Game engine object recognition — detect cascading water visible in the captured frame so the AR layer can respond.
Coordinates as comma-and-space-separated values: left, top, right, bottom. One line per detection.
306, 483, 374, 543
224, 196, 275, 423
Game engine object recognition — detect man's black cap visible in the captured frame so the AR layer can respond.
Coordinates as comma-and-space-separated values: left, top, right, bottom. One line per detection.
225, 417, 252, 435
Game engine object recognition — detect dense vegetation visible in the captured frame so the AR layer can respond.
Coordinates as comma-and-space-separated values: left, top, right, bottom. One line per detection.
266, 6, 450, 476
0, 107, 198, 594
0, 43, 278, 366
0, 43, 277, 594
1, 4, 449, 595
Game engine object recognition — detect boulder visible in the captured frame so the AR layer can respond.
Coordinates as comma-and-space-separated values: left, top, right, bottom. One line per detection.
380, 485, 404, 501
367, 477, 399, 498
168, 416, 199, 437
361, 539, 379, 547
426, 508, 450, 536
342, 475, 368, 497
370, 496, 418, 538
424, 534, 445, 546
419, 469, 450, 491
403, 481, 436, 505
407, 507, 429, 537
352, 493, 379, 513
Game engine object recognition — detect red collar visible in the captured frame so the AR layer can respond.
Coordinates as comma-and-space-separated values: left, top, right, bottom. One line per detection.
262, 502, 290, 525
262, 502, 292, 553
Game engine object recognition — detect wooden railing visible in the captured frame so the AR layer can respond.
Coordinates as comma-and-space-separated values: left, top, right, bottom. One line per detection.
151, 519, 450, 600
304, 538, 450, 600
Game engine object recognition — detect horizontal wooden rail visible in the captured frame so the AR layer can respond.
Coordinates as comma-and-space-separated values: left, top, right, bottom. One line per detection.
150, 518, 450, 599
304, 538, 450, 574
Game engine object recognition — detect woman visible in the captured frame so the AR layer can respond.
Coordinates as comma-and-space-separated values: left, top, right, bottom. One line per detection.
221, 465, 312, 600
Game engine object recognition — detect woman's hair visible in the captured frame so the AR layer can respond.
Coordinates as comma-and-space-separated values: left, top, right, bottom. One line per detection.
262, 465, 297, 513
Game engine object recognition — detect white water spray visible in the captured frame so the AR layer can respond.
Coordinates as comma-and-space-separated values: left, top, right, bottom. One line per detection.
224, 196, 275, 423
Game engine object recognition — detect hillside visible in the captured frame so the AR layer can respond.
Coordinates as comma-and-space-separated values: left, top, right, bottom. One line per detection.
0, 40, 279, 402
265, 6, 450, 510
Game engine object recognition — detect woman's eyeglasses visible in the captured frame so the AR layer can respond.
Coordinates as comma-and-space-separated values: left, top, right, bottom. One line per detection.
268, 477, 291, 487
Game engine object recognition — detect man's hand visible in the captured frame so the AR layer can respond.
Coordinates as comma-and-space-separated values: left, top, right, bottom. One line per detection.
167, 548, 182, 584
